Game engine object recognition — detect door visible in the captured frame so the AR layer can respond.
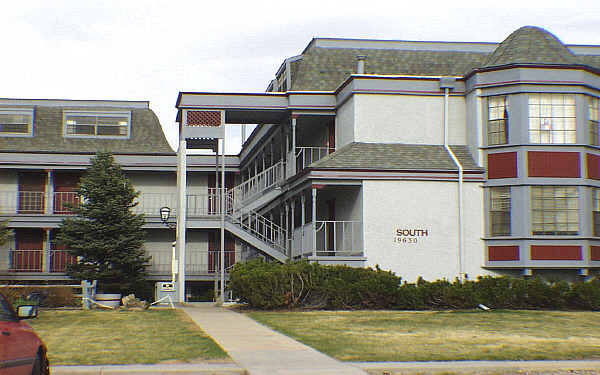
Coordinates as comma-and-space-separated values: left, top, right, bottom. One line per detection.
13, 229, 44, 272
18, 172, 46, 214
53, 172, 81, 214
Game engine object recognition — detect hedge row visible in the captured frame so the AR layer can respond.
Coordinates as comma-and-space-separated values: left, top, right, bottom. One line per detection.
228, 260, 600, 310
0, 286, 80, 308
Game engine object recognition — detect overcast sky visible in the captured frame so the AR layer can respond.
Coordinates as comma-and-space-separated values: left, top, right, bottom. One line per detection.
2, 1, 599, 153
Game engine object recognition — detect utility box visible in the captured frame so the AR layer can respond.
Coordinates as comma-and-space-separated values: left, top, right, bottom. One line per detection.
155, 282, 177, 305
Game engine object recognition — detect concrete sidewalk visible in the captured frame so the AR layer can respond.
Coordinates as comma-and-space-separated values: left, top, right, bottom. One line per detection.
182, 303, 368, 375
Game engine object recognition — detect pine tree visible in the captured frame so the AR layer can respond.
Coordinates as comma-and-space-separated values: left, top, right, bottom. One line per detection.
56, 152, 149, 294
0, 220, 11, 246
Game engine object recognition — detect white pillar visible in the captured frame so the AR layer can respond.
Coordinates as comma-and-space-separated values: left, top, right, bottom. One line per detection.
290, 199, 295, 259
46, 170, 54, 214
43, 228, 51, 273
176, 139, 187, 303
301, 194, 306, 256
220, 137, 226, 304
312, 188, 317, 257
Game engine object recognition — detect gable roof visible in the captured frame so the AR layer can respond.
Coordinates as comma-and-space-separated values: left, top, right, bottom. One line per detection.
0, 104, 173, 154
310, 142, 482, 172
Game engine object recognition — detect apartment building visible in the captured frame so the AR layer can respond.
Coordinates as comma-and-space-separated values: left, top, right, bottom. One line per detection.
2, 26, 600, 299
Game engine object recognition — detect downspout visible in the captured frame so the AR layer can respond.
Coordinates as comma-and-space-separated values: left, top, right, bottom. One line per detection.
440, 77, 464, 282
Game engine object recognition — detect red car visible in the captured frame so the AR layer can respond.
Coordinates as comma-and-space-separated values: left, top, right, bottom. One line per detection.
0, 292, 49, 375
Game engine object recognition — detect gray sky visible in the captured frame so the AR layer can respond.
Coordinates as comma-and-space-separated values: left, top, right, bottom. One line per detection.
2, 0, 599, 153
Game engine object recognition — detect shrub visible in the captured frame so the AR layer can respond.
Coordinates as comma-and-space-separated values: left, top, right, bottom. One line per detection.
0, 286, 79, 308
228, 260, 600, 311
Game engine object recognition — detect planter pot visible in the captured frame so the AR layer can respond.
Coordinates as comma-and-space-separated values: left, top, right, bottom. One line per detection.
94, 293, 122, 309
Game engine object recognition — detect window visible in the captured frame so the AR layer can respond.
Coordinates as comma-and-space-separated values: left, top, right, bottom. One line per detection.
529, 94, 576, 144
487, 96, 509, 145
593, 188, 600, 237
63, 111, 130, 138
0, 109, 33, 136
590, 96, 599, 146
531, 186, 579, 235
489, 186, 511, 236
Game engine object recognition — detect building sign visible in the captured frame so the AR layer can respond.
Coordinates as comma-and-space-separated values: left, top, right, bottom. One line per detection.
394, 228, 429, 244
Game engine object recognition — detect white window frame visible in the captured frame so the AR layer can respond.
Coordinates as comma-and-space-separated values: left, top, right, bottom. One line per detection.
528, 93, 576, 144
487, 96, 509, 146
589, 96, 599, 146
531, 186, 579, 235
0, 108, 34, 137
63, 111, 131, 139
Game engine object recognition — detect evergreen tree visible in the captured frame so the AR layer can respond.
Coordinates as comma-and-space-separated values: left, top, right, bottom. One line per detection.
0, 220, 11, 246
56, 152, 149, 293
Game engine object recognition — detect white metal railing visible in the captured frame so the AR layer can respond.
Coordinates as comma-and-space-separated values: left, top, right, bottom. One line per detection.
232, 160, 285, 204
147, 249, 236, 274
314, 220, 363, 256
50, 249, 76, 272
296, 147, 333, 171
53, 192, 79, 214
227, 195, 288, 255
8, 249, 44, 272
292, 223, 314, 258
135, 192, 232, 217
18, 191, 45, 214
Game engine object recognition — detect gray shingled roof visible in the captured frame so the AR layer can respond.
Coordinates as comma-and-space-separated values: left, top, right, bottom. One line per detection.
0, 106, 173, 154
310, 142, 482, 172
291, 48, 488, 91
289, 26, 600, 91
482, 26, 578, 68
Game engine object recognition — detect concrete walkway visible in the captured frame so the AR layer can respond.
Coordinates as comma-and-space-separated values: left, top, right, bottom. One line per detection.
182, 303, 368, 375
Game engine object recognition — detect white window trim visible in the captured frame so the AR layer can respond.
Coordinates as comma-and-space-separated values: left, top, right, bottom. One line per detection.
63, 110, 132, 139
0, 108, 34, 137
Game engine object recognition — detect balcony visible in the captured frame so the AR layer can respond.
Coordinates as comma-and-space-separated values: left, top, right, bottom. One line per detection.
292, 221, 364, 265
296, 147, 333, 172
7, 249, 76, 273
146, 249, 236, 275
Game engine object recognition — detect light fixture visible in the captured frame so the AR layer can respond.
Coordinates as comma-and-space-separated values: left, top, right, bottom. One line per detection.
159, 206, 171, 224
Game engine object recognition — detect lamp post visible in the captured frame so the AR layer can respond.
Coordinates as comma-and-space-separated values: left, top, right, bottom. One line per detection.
159, 207, 177, 287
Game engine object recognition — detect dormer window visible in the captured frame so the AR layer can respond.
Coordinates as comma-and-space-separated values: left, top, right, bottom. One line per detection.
63, 111, 131, 138
0, 108, 33, 137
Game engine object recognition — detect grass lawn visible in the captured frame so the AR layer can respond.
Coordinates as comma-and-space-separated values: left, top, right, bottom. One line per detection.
28, 309, 229, 365
246, 310, 600, 362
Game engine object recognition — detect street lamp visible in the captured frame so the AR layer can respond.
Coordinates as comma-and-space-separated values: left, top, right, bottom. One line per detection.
159, 206, 175, 228
159, 206, 177, 288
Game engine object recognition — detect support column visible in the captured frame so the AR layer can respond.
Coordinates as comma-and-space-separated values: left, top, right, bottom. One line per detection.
290, 198, 295, 259
45, 170, 54, 214
285, 202, 290, 257
312, 188, 317, 257
176, 139, 187, 303
43, 228, 51, 273
291, 116, 297, 176
301, 194, 306, 256
220, 137, 226, 304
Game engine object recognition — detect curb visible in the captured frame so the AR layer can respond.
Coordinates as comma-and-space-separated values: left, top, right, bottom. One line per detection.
50, 363, 246, 375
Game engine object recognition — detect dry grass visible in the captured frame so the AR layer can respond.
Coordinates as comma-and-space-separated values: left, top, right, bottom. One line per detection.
28, 309, 230, 365
246, 310, 600, 362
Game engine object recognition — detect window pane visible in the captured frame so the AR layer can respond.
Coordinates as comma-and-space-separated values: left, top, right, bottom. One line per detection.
531, 186, 579, 235
64, 112, 129, 137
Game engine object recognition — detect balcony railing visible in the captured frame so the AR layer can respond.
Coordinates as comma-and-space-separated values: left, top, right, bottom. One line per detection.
54, 192, 79, 214
232, 160, 285, 204
18, 191, 45, 214
147, 249, 236, 274
8, 249, 77, 273
50, 250, 77, 272
296, 147, 333, 171
290, 221, 364, 257
315, 221, 363, 256
9, 249, 43, 272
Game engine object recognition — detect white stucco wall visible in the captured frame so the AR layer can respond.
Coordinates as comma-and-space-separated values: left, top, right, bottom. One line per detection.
362, 180, 488, 282
335, 96, 355, 149
353, 94, 466, 145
